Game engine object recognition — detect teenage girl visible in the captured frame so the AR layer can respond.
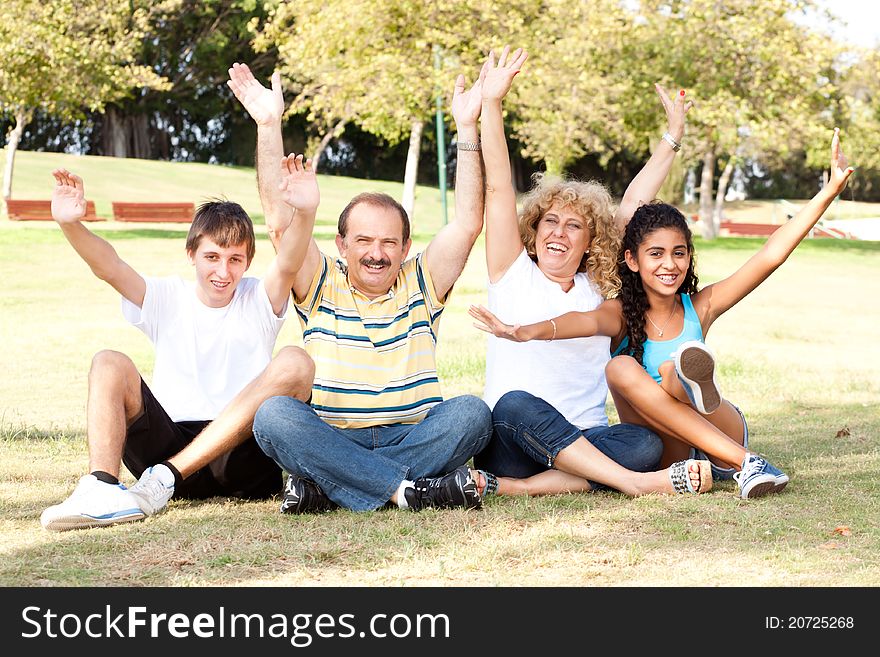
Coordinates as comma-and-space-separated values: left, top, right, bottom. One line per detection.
470, 129, 853, 498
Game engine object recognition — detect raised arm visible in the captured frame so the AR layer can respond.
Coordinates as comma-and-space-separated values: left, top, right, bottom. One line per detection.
469, 299, 624, 342
51, 169, 146, 306
693, 128, 855, 331
422, 61, 488, 299
614, 84, 693, 229
262, 154, 322, 312
479, 46, 529, 282
227, 63, 293, 247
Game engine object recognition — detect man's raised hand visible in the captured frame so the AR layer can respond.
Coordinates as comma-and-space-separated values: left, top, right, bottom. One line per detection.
51, 169, 87, 223
451, 61, 488, 128
279, 154, 320, 212
227, 63, 284, 127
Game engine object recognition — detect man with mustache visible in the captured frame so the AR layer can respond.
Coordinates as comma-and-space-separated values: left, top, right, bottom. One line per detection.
228, 62, 491, 513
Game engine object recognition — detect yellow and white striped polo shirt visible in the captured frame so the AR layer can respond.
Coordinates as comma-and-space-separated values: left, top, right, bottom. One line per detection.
294, 252, 445, 429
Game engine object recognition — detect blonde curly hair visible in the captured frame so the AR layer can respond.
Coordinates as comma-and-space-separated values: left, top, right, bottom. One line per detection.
519, 174, 622, 298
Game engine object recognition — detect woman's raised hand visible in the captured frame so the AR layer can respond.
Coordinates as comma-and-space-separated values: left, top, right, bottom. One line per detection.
481, 45, 528, 102
469, 304, 528, 342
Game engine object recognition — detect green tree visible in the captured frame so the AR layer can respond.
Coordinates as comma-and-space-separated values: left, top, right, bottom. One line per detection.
631, 0, 837, 237
499, 0, 633, 176
0, 0, 170, 202
254, 0, 488, 221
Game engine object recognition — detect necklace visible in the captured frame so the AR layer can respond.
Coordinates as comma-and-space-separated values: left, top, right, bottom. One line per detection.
646, 300, 677, 337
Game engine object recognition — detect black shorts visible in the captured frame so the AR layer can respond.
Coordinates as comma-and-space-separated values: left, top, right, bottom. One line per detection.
122, 379, 283, 500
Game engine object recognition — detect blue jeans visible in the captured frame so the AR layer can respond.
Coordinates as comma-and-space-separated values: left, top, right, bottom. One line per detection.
474, 390, 662, 489
253, 395, 492, 511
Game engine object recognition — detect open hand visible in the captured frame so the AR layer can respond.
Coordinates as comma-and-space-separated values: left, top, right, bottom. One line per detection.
481, 45, 528, 102
278, 154, 320, 212
469, 304, 527, 341
50, 169, 87, 223
828, 128, 855, 195
227, 63, 284, 127
451, 61, 488, 128
655, 83, 693, 143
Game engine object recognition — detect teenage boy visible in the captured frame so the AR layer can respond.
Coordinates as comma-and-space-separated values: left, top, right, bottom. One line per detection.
40, 165, 315, 531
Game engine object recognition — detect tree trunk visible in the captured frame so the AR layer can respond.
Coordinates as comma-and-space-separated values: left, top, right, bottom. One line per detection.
3, 108, 32, 202
401, 119, 424, 222
312, 117, 347, 172
713, 158, 735, 230
698, 147, 717, 239
132, 112, 151, 159
102, 106, 129, 158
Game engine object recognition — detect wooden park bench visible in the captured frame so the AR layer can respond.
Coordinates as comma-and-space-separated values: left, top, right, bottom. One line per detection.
6, 198, 102, 222
719, 221, 781, 237
112, 201, 194, 223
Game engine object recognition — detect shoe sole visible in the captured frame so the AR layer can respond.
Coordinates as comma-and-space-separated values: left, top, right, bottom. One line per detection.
742, 476, 789, 499
675, 343, 722, 414
42, 510, 146, 532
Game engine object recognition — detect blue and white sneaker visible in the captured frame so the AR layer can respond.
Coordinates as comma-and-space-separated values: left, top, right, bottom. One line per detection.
129, 464, 176, 516
674, 340, 722, 414
40, 474, 145, 531
733, 453, 789, 499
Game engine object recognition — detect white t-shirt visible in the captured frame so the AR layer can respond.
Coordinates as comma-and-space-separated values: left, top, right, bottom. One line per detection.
483, 249, 611, 430
122, 276, 287, 422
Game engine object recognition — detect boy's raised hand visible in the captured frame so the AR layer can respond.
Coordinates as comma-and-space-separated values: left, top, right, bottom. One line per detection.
481, 45, 528, 102
51, 169, 87, 223
227, 63, 284, 127
278, 154, 320, 212
828, 127, 855, 195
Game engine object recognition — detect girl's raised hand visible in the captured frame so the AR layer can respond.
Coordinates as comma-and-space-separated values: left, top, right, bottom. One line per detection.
481, 45, 528, 102
828, 128, 855, 195
655, 83, 693, 144
469, 304, 527, 341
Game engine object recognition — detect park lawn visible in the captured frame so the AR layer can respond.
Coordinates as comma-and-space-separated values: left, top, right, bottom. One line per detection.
1, 153, 879, 587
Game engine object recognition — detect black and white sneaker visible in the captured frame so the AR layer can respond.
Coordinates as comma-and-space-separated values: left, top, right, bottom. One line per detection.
280, 474, 339, 514
404, 465, 482, 512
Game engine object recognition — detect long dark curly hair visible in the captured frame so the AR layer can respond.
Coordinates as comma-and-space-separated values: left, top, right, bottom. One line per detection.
618, 202, 699, 366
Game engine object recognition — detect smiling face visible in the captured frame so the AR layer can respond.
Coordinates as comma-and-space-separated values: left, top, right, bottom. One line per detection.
187, 237, 251, 307
534, 203, 592, 287
335, 202, 411, 299
624, 227, 692, 298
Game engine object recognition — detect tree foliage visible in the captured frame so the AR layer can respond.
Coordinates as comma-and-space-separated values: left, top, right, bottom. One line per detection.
0, 0, 170, 199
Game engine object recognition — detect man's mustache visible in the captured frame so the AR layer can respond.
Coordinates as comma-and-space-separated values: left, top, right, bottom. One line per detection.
360, 257, 391, 267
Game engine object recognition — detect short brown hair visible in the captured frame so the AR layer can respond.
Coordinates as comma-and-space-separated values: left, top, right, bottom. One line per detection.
186, 200, 256, 262
338, 192, 410, 243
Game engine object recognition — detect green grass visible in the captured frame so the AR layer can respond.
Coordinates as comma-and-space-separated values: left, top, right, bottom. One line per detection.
2, 152, 880, 587
3, 148, 456, 238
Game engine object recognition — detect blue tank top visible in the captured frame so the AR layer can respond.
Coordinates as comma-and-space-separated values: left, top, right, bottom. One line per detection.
611, 293, 703, 383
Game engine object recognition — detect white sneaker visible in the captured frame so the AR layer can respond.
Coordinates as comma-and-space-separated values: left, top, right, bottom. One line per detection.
674, 340, 722, 414
129, 464, 175, 515
40, 474, 145, 531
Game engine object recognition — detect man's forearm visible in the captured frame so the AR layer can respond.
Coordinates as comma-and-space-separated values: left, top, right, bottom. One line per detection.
256, 122, 293, 245
452, 122, 484, 237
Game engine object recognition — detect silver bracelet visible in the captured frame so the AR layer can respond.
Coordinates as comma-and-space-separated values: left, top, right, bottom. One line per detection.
456, 141, 481, 151
661, 132, 682, 152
